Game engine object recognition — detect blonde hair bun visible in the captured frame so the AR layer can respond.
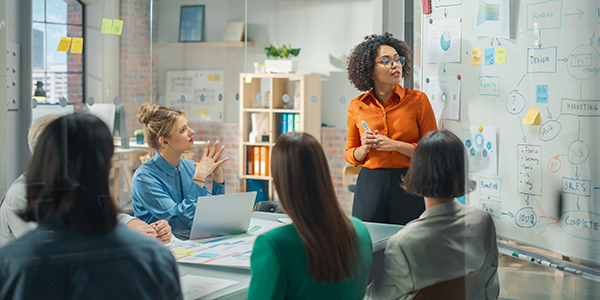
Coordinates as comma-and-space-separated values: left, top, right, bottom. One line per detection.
137, 103, 161, 126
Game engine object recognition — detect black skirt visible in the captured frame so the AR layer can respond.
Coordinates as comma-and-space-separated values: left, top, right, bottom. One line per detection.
352, 167, 425, 225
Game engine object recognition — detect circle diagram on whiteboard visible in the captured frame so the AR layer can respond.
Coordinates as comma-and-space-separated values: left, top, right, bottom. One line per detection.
505, 90, 526, 115
440, 31, 452, 51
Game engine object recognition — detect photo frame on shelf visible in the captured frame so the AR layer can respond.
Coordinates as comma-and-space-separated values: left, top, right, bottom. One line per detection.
222, 22, 245, 42
179, 5, 205, 42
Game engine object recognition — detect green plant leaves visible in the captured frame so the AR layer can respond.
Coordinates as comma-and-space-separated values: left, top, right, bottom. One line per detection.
264, 43, 301, 59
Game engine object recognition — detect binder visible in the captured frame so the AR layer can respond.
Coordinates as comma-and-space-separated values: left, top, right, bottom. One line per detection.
286, 113, 293, 134
260, 146, 270, 176
281, 113, 288, 134
294, 113, 300, 132
247, 146, 254, 175
253, 146, 261, 175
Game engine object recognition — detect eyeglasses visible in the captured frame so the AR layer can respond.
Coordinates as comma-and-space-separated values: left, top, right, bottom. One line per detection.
377, 56, 405, 69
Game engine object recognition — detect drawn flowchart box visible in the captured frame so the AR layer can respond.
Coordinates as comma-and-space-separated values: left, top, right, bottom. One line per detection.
562, 177, 591, 197
517, 144, 542, 196
527, 47, 557, 73
479, 199, 502, 219
479, 176, 501, 198
561, 99, 600, 117
479, 76, 500, 96
527, 0, 562, 31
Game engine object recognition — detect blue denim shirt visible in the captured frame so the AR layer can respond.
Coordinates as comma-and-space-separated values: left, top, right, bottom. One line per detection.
132, 152, 225, 229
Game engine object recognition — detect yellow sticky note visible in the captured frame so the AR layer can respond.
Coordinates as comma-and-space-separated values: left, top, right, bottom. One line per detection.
495, 47, 507, 65
71, 38, 83, 54
245, 76, 252, 83
203, 109, 209, 116
57, 37, 72, 52
471, 48, 481, 66
173, 249, 195, 255
195, 108, 203, 115
208, 75, 214, 81
522, 108, 540, 125
101, 18, 113, 34
214, 74, 220, 81
111, 19, 124, 35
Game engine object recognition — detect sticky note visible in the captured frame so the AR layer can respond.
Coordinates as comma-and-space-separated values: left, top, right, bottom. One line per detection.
214, 74, 220, 81
101, 18, 113, 34
484, 48, 495, 65
71, 38, 83, 54
471, 48, 481, 66
245, 76, 252, 83
208, 75, 214, 81
495, 47, 506, 64
195, 108, 203, 115
111, 19, 123, 35
173, 249, 195, 255
203, 109, 209, 116
57, 37, 72, 52
196, 253, 220, 258
536, 85, 548, 103
522, 108, 540, 125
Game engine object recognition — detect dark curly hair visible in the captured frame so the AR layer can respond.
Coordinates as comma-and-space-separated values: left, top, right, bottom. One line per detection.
347, 32, 412, 92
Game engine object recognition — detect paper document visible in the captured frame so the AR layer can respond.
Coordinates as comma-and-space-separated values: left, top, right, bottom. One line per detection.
458, 126, 498, 175
180, 275, 238, 300
428, 19, 462, 63
425, 76, 461, 123
472, 0, 513, 38
169, 218, 284, 268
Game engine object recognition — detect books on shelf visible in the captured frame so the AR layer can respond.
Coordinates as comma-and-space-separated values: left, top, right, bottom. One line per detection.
277, 113, 300, 137
248, 146, 270, 176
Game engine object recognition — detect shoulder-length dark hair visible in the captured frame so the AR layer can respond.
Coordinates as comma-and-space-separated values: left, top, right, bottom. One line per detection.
403, 129, 468, 198
271, 132, 360, 283
21, 113, 118, 234
347, 32, 413, 92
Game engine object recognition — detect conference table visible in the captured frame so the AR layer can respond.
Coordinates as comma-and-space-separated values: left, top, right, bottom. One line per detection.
177, 211, 403, 299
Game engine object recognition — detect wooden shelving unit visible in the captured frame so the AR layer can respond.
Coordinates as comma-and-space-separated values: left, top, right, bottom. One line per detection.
153, 41, 254, 49
238, 73, 321, 200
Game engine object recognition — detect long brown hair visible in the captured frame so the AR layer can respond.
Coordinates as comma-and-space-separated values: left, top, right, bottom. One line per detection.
271, 132, 360, 283
22, 114, 118, 234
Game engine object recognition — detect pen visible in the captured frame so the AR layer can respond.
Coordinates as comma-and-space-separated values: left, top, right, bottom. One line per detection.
361, 120, 371, 132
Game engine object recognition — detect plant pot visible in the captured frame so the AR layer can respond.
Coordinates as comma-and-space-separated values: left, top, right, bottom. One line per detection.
264, 59, 297, 73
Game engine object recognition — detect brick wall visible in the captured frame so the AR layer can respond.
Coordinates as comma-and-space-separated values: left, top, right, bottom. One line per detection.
67, 3, 83, 111
119, 0, 156, 135
321, 127, 354, 215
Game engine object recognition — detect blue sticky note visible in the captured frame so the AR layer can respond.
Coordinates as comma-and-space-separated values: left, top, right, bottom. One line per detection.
484, 48, 495, 65
196, 252, 220, 258
536, 85, 548, 103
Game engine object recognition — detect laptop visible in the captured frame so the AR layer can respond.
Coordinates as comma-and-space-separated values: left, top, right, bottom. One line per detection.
173, 192, 257, 240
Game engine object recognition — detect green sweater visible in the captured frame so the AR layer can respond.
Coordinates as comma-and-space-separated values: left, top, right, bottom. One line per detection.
247, 217, 373, 299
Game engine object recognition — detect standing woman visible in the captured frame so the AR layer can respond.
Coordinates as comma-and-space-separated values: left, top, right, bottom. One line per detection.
0, 114, 182, 299
132, 104, 228, 229
346, 33, 438, 225
247, 132, 373, 300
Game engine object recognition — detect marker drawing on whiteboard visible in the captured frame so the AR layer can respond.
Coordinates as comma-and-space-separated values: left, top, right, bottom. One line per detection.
361, 120, 371, 132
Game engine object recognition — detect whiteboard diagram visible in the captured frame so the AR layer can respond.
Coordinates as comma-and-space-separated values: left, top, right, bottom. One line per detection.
165, 70, 225, 123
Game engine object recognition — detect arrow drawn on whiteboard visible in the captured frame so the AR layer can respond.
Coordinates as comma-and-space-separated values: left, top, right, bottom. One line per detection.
575, 166, 580, 180
525, 195, 530, 206
546, 107, 553, 119
443, 63, 446, 73
539, 215, 559, 225
591, 33, 596, 46
466, 50, 470, 55
517, 74, 526, 88
538, 30, 542, 49
518, 116, 527, 143
558, 57, 568, 64
564, 8, 584, 20
444, 8, 448, 18
502, 211, 514, 218
577, 197, 580, 210
496, 38, 501, 46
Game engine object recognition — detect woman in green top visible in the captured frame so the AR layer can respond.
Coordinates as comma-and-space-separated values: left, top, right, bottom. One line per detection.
247, 132, 373, 300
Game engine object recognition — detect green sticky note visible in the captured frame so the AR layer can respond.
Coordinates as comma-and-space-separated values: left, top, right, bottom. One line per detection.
101, 18, 113, 34
111, 19, 123, 35
57, 37, 71, 52
214, 74, 220, 81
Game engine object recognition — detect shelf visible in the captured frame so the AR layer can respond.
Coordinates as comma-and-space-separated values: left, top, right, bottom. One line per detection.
243, 108, 270, 112
272, 109, 300, 113
244, 142, 275, 147
243, 175, 272, 180
154, 41, 254, 49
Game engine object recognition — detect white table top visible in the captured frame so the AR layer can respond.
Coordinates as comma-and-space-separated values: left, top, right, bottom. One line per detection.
114, 137, 207, 149
177, 212, 403, 299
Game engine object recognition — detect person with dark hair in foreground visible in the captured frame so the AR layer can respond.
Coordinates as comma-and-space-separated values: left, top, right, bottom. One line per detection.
247, 132, 373, 300
346, 32, 438, 225
0, 114, 182, 299
366, 130, 499, 300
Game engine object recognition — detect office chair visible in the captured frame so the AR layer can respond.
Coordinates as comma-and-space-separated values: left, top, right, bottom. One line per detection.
413, 269, 480, 300
254, 201, 284, 213
342, 165, 362, 193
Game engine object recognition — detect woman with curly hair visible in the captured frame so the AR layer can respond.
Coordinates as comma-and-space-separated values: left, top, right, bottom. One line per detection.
346, 32, 438, 225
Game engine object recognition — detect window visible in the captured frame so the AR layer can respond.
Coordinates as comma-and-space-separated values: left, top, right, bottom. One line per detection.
32, 0, 83, 107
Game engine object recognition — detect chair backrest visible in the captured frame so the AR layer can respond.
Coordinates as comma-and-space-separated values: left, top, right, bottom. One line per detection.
254, 201, 284, 213
342, 165, 362, 192
414, 269, 480, 300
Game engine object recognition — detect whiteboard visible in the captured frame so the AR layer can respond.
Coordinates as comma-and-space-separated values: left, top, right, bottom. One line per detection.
165, 70, 225, 123
421, 0, 600, 263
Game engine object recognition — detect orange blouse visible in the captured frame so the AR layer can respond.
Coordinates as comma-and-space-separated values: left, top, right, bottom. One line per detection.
345, 85, 438, 169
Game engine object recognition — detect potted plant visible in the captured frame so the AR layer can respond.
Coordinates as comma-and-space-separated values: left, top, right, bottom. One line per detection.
264, 43, 301, 73
134, 129, 145, 145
